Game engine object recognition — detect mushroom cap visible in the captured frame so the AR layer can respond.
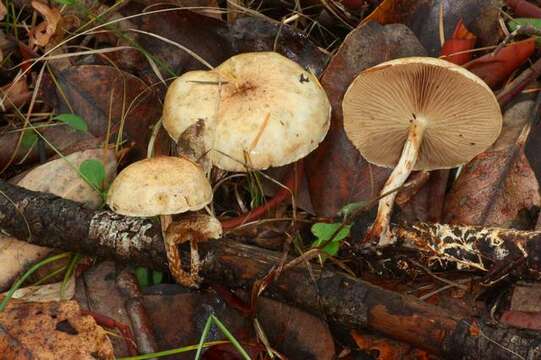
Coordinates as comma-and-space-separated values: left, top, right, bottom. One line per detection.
162, 52, 332, 172
106, 156, 212, 217
342, 57, 502, 170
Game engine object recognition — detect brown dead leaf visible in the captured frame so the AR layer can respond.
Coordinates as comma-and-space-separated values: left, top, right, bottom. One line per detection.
230, 16, 330, 75
143, 291, 335, 359
41, 65, 166, 160
510, 283, 541, 313
74, 262, 135, 356
363, 0, 501, 56
29, 1, 62, 49
351, 329, 433, 359
444, 99, 540, 227
0, 76, 31, 110
0, 1, 6, 21
305, 21, 426, 216
0, 300, 114, 359
500, 310, 541, 331
0, 237, 49, 291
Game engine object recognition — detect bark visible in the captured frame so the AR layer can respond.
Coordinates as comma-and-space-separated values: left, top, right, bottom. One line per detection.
0, 179, 541, 358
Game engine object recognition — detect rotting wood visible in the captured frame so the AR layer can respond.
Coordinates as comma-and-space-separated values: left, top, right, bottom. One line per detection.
0, 180, 541, 358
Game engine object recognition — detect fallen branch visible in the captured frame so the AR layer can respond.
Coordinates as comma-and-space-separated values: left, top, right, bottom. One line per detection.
0, 180, 541, 358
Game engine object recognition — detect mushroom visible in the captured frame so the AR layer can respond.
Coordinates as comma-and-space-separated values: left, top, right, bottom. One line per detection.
342, 57, 502, 246
107, 156, 221, 287
162, 51, 331, 172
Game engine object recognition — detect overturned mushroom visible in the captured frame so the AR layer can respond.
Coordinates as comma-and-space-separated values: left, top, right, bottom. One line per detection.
107, 156, 221, 287
342, 57, 502, 246
162, 51, 331, 172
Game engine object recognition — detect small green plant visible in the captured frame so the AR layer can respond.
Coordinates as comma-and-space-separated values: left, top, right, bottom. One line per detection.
311, 222, 351, 256
116, 340, 229, 360
53, 113, 88, 132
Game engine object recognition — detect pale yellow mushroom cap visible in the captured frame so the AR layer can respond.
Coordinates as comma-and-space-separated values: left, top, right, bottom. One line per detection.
162, 52, 332, 172
106, 156, 212, 217
342, 57, 503, 170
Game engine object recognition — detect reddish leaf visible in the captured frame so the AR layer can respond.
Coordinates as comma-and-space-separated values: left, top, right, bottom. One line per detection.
464, 38, 536, 88
506, 0, 541, 18
440, 19, 477, 65
305, 22, 426, 216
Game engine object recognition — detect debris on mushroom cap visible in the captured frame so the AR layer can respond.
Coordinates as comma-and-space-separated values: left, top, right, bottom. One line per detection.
106, 156, 212, 217
162, 51, 332, 172
342, 56, 503, 171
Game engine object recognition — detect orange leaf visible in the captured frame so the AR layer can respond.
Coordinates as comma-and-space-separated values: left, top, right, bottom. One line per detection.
464, 38, 535, 88
506, 0, 541, 18
440, 19, 476, 65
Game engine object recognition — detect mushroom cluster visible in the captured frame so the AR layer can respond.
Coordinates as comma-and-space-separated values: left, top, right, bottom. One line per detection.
107, 51, 332, 287
342, 57, 502, 246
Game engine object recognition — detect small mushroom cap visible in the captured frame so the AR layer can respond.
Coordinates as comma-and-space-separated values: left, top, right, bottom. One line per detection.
107, 156, 212, 217
162, 52, 331, 172
342, 57, 503, 170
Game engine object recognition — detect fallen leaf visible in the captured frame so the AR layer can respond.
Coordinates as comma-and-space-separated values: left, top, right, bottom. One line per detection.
0, 76, 32, 110
464, 38, 536, 88
510, 282, 541, 312
444, 99, 540, 226
29, 1, 62, 49
230, 16, 330, 75
0, 237, 50, 291
440, 19, 476, 65
0, 300, 114, 359
0, 1, 6, 21
7, 276, 75, 303
41, 65, 166, 160
305, 21, 426, 216
74, 261, 134, 356
506, 0, 541, 18
17, 148, 116, 208
126, 6, 233, 79
143, 291, 335, 359
500, 310, 541, 331
362, 0, 501, 56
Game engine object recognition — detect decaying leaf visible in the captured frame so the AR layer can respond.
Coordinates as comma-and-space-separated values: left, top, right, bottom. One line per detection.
305, 21, 426, 216
444, 99, 540, 227
0, 76, 32, 110
230, 16, 330, 75
0, 237, 50, 291
29, 1, 62, 49
143, 291, 335, 359
7, 276, 75, 303
362, 0, 501, 56
17, 148, 117, 208
41, 65, 166, 160
0, 300, 114, 359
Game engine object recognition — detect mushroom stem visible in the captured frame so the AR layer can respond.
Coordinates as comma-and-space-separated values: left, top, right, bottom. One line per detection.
365, 122, 426, 247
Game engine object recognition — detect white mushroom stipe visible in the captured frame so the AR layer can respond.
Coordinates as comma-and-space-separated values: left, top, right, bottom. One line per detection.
369, 121, 425, 246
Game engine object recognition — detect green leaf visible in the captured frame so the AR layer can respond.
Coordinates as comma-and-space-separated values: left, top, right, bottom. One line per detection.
311, 222, 351, 256
79, 159, 106, 190
54, 113, 88, 132
21, 129, 37, 148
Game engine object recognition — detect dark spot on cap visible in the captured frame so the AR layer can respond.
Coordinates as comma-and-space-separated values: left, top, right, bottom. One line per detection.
299, 74, 309, 83
56, 320, 78, 335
